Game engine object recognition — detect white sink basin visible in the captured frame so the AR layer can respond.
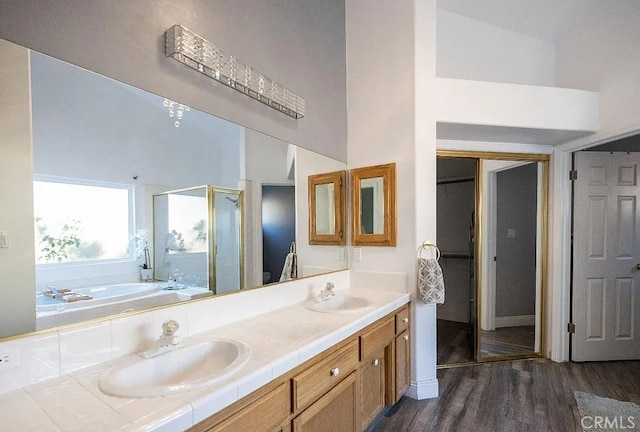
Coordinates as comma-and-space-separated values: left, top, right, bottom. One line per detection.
99, 339, 251, 398
305, 295, 372, 313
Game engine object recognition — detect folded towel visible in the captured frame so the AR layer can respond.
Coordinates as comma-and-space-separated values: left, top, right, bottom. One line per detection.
279, 252, 297, 282
418, 258, 445, 304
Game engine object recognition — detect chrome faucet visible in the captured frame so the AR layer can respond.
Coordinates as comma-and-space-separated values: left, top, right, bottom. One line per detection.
139, 319, 183, 358
318, 282, 336, 301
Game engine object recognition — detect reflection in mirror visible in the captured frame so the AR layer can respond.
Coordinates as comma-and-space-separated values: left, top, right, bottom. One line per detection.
315, 184, 335, 235
153, 186, 243, 294
308, 170, 346, 245
351, 163, 396, 246
360, 177, 384, 234
0, 38, 347, 339
479, 160, 545, 360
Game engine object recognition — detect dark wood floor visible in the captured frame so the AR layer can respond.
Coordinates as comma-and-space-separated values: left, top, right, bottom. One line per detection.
437, 319, 473, 365
438, 319, 537, 365
480, 325, 536, 358
371, 358, 640, 432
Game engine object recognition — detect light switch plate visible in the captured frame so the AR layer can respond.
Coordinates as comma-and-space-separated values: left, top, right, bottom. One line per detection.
507, 229, 516, 239
0, 231, 7, 248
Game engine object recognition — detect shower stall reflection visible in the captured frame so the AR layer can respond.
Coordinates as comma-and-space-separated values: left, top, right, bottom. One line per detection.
153, 186, 243, 294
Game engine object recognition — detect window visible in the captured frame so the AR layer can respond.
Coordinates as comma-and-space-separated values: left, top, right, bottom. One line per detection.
33, 177, 132, 264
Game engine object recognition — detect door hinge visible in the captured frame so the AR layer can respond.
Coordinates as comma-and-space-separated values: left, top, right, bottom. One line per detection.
568, 323, 576, 333
569, 170, 578, 181
339, 177, 343, 187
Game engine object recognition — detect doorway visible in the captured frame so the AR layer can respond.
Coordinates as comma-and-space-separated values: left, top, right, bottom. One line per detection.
436, 157, 476, 365
436, 151, 548, 367
571, 144, 640, 361
261, 185, 295, 284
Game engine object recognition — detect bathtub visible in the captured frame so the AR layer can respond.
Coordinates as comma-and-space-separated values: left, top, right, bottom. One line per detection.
36, 282, 212, 330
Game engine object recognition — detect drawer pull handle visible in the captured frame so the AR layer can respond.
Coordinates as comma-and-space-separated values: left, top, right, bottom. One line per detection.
402, 317, 409, 324
403, 334, 409, 341
330, 367, 340, 377
373, 359, 379, 367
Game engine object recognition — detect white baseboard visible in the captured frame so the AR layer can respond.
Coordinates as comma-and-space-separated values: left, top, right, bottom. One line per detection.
405, 378, 439, 400
495, 315, 535, 328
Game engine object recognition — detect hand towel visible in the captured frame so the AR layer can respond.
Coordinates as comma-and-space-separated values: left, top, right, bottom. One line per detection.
418, 258, 445, 304
279, 252, 297, 282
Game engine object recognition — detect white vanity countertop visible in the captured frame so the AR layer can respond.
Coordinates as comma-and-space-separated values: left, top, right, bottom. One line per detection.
0, 288, 410, 432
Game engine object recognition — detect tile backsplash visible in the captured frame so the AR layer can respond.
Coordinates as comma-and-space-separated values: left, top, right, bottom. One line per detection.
0, 269, 407, 395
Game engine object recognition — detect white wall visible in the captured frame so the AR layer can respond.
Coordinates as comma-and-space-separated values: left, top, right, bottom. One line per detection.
437, 10, 556, 86
0, 0, 347, 162
436, 78, 600, 133
556, 1, 640, 141
346, 0, 439, 399
0, 39, 35, 338
31, 52, 242, 189
295, 147, 347, 277
242, 129, 293, 288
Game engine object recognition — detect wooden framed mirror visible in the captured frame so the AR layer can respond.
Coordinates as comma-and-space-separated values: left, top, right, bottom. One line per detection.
350, 163, 396, 246
308, 170, 346, 245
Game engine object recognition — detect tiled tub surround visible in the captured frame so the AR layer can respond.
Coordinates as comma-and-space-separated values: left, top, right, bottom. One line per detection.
0, 270, 409, 431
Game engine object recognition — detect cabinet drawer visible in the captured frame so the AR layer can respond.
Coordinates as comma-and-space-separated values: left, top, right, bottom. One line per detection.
395, 306, 410, 334
360, 317, 395, 361
292, 339, 359, 412
205, 382, 289, 432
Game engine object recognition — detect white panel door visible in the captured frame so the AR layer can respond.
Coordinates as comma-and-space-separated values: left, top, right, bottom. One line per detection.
572, 152, 640, 361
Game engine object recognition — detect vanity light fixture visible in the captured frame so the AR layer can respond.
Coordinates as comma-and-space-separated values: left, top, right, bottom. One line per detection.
165, 25, 305, 119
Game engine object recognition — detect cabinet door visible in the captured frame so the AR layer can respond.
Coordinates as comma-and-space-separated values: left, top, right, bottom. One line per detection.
293, 372, 357, 432
395, 330, 410, 402
360, 349, 386, 429
279, 424, 291, 432
203, 382, 290, 432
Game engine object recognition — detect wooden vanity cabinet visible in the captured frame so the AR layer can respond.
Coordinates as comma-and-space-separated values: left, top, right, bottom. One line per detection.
190, 303, 411, 432
392, 305, 411, 404
292, 372, 358, 432
292, 339, 359, 412
359, 348, 386, 429
394, 330, 410, 402
190, 381, 290, 432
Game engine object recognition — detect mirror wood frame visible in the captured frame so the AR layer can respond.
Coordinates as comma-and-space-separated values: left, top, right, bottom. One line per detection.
308, 170, 346, 245
350, 163, 397, 247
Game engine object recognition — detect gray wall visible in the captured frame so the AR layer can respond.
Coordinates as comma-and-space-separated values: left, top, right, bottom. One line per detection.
495, 163, 537, 318
0, 0, 347, 162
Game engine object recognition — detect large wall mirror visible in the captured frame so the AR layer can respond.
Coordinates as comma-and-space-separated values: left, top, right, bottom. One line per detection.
350, 163, 397, 246
0, 38, 348, 339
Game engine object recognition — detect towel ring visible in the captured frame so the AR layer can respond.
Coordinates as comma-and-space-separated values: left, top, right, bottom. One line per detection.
418, 242, 441, 261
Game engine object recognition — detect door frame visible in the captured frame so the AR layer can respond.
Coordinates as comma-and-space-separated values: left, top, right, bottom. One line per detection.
552, 124, 640, 362
437, 150, 549, 363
